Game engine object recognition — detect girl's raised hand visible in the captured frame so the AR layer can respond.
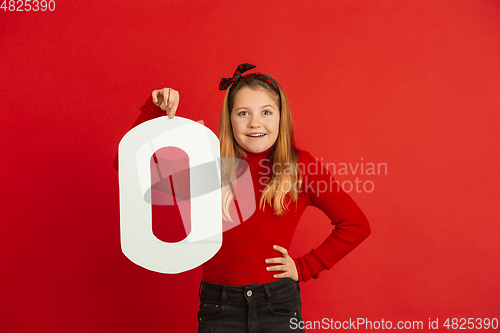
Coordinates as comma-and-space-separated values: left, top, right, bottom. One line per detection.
152, 88, 180, 119
265, 245, 299, 281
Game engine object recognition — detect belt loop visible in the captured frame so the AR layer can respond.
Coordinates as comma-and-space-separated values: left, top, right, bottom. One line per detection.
263, 284, 272, 304
198, 279, 203, 297
221, 286, 228, 306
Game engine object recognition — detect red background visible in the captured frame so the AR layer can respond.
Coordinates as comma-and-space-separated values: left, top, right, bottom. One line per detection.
1, 0, 499, 332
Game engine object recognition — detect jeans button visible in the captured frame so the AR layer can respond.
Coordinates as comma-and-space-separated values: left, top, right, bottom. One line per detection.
246, 290, 253, 297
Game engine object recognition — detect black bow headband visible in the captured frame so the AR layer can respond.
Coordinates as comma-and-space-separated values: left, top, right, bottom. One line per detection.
218, 63, 280, 96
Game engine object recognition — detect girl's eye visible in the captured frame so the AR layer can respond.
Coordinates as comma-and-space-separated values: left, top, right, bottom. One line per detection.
263, 110, 272, 115
238, 111, 248, 116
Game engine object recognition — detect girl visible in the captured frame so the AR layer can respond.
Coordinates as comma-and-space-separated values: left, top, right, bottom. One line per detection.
114, 63, 370, 333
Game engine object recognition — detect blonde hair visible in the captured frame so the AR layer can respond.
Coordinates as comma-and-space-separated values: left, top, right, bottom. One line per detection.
218, 75, 303, 221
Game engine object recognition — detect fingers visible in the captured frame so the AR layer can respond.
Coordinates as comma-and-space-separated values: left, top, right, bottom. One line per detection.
265, 245, 299, 281
266, 264, 286, 272
272, 272, 288, 279
151, 88, 180, 118
272, 244, 289, 256
266, 263, 288, 279
265, 257, 286, 265
267, 264, 291, 279
265, 247, 289, 275
162, 88, 171, 108
152, 90, 160, 104
166, 89, 179, 119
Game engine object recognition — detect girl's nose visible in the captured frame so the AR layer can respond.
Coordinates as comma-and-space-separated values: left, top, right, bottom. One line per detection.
249, 115, 261, 127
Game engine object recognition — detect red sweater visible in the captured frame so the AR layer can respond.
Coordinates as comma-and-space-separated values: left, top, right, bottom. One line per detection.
114, 96, 371, 285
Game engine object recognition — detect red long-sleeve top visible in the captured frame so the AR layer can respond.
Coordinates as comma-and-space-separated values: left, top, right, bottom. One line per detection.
114, 96, 371, 285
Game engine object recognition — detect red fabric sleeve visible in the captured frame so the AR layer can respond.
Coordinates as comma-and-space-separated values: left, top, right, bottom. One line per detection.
294, 151, 371, 282
112, 95, 165, 170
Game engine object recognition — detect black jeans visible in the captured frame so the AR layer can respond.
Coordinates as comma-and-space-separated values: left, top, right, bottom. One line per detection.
197, 278, 305, 333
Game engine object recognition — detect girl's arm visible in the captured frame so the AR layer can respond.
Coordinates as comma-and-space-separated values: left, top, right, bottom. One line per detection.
292, 151, 371, 282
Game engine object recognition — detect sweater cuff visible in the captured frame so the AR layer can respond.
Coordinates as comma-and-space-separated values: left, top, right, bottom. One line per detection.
293, 257, 304, 282
296, 251, 326, 282
141, 95, 166, 118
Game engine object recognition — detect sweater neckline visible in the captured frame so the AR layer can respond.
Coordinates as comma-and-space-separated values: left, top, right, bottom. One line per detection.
242, 145, 275, 159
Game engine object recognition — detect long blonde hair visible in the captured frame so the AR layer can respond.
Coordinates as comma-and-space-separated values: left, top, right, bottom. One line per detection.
218, 75, 303, 221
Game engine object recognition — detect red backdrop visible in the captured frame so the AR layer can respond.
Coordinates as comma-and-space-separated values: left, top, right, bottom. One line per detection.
1, 0, 499, 332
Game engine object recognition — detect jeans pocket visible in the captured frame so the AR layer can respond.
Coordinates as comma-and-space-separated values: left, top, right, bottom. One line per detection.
267, 299, 300, 317
198, 301, 225, 320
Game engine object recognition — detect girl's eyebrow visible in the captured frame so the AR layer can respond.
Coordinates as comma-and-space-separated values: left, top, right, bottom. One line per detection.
234, 105, 275, 112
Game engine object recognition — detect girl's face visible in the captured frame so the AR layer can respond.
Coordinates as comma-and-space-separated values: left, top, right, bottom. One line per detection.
231, 87, 280, 154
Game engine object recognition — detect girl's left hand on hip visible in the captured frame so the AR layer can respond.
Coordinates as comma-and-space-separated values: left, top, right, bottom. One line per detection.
265, 245, 299, 281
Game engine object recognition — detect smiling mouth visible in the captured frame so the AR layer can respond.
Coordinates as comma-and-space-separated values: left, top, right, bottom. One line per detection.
246, 133, 266, 137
